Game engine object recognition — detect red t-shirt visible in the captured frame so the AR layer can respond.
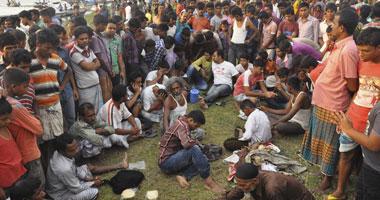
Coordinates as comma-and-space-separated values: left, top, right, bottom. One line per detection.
0, 128, 26, 188
187, 16, 210, 32
309, 62, 326, 84
233, 70, 263, 96
347, 61, 380, 132
278, 21, 299, 36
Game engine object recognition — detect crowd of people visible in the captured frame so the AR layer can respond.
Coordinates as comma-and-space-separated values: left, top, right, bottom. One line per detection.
0, 0, 380, 199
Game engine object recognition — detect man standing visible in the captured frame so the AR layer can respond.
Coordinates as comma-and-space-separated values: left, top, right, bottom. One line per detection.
301, 9, 359, 194
187, 2, 210, 32
158, 110, 223, 194
258, 11, 277, 60
320, 3, 337, 46
297, 2, 321, 44
122, 18, 140, 76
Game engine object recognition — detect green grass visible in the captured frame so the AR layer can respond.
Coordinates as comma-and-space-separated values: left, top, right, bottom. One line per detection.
83, 96, 355, 200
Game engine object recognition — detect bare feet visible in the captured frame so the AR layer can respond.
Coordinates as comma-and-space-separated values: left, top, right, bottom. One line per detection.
118, 154, 129, 169
310, 179, 332, 195
272, 130, 283, 139
204, 177, 225, 194
199, 97, 209, 110
176, 175, 190, 189
329, 191, 346, 200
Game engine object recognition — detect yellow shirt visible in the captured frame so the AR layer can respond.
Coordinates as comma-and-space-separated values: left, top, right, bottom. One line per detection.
191, 56, 212, 82
146, 13, 152, 23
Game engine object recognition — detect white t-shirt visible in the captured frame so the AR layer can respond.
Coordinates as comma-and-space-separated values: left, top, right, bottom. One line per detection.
235, 63, 253, 74
212, 61, 239, 88
142, 84, 165, 111
125, 5, 132, 22
210, 15, 225, 32
97, 99, 132, 130
239, 109, 272, 145
70, 44, 99, 88
144, 70, 169, 88
167, 25, 176, 37
145, 27, 160, 41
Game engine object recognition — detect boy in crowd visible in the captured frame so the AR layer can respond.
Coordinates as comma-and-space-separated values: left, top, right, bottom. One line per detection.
219, 20, 229, 60
91, 14, 114, 103
221, 0, 232, 24
210, 2, 224, 32
187, 2, 210, 32
40, 9, 54, 27
265, 68, 290, 109
297, 2, 321, 44
235, 54, 253, 74
320, 3, 336, 45
3, 68, 45, 188
0, 32, 17, 73
141, 84, 167, 123
105, 19, 125, 86
167, 12, 177, 37
143, 39, 166, 72
298, 55, 319, 94
145, 60, 170, 88
30, 9, 45, 28
97, 84, 144, 149
186, 49, 213, 91
205, 2, 215, 20
70, 26, 103, 113
224, 99, 271, 151
258, 11, 277, 60
277, 7, 298, 39
329, 27, 380, 200
260, 77, 311, 138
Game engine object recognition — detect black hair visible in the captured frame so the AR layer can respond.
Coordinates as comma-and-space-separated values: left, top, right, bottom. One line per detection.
112, 15, 123, 23
48, 24, 66, 35
257, 51, 268, 60
28, 33, 37, 49
0, 97, 12, 115
373, 2, 380, 18
240, 53, 249, 60
231, 6, 243, 16
255, 1, 263, 7
215, 2, 222, 8
221, 19, 229, 26
222, 0, 230, 7
187, 110, 205, 124
4, 67, 30, 88
168, 12, 177, 21
356, 27, 380, 47
128, 18, 141, 28
276, 34, 288, 45
240, 99, 256, 109
107, 18, 118, 26
157, 23, 169, 31
197, 2, 205, 10
264, 3, 273, 11
73, 26, 88, 39
204, 48, 214, 56
215, 49, 224, 59
206, 2, 214, 9
360, 5, 371, 19
19, 10, 32, 20
325, 2, 337, 12
174, 59, 185, 70
195, 33, 204, 43
36, 28, 59, 46
181, 27, 190, 37
55, 133, 75, 152
127, 71, 142, 87
300, 55, 318, 69
299, 2, 309, 9
326, 25, 332, 33
145, 39, 156, 48
29, 9, 40, 17
10, 48, 31, 66
292, 54, 304, 68
185, 6, 195, 12
78, 102, 95, 117
158, 60, 170, 69
276, 68, 289, 78
277, 2, 287, 8
47, 7, 56, 16
164, 36, 175, 47
29, 25, 41, 35
112, 84, 127, 102
4, 17, 15, 26
253, 59, 266, 68
258, 11, 270, 19
93, 14, 108, 25
286, 76, 301, 91
205, 31, 213, 40
160, 15, 170, 23
278, 39, 291, 52
8, 29, 26, 43
9, 178, 41, 200
71, 16, 87, 27
85, 26, 94, 38
157, 88, 168, 98
336, 8, 359, 35
247, 5, 256, 14
40, 8, 52, 17
284, 7, 294, 15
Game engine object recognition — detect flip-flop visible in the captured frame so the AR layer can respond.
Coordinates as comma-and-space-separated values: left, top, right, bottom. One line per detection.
325, 194, 347, 200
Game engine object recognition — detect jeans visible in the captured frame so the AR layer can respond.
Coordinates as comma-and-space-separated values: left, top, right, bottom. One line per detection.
228, 43, 247, 65
205, 84, 232, 105
186, 65, 208, 90
159, 145, 210, 181
356, 161, 380, 200
60, 92, 75, 130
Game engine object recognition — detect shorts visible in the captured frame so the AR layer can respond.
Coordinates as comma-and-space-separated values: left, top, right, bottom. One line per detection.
339, 130, 359, 152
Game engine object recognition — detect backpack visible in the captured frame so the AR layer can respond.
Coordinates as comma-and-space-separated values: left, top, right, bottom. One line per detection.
104, 170, 145, 194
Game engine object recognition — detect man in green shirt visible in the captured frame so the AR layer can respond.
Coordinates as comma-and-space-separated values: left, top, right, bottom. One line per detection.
105, 19, 125, 86
185, 49, 213, 90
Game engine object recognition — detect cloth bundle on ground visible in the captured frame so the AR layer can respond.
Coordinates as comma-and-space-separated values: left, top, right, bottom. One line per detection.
200, 144, 223, 162
104, 170, 145, 194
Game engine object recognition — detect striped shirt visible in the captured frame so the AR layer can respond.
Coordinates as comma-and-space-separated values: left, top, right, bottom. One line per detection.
29, 52, 68, 107
97, 99, 132, 130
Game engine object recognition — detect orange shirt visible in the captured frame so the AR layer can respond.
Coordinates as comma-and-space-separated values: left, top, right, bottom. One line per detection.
176, 3, 184, 15
187, 16, 210, 32
7, 97, 43, 164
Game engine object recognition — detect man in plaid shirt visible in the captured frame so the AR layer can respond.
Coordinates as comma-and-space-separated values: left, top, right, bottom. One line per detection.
144, 39, 166, 72
122, 18, 140, 76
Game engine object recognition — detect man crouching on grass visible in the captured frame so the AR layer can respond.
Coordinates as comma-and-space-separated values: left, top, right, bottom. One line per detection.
158, 110, 224, 194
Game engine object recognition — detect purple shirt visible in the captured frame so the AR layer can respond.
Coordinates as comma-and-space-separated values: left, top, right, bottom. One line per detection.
165, 51, 178, 69
90, 32, 112, 77
297, 15, 321, 44
292, 42, 321, 61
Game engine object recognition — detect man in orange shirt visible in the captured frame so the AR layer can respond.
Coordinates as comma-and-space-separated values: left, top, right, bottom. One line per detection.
187, 2, 210, 32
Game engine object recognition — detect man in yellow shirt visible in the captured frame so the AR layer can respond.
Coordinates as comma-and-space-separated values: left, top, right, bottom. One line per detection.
185, 49, 213, 90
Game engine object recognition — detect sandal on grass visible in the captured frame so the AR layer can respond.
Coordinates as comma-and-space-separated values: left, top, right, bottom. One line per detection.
325, 194, 347, 200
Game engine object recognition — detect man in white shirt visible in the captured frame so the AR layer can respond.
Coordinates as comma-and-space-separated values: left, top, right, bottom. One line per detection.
125, 1, 132, 23
200, 49, 239, 109
223, 99, 271, 151
297, 2, 321, 44
145, 24, 169, 42
319, 3, 336, 46
141, 84, 168, 122
235, 54, 253, 74
144, 60, 170, 88
97, 84, 143, 148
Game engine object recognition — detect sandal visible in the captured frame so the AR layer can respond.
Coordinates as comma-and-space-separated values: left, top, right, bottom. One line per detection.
325, 194, 347, 200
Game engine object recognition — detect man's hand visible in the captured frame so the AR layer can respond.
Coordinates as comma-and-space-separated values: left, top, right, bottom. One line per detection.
265, 91, 277, 99
133, 83, 141, 94
0, 188, 6, 200
157, 69, 165, 78
158, 93, 167, 101
332, 111, 353, 134
110, 70, 116, 78
58, 86, 64, 92
0, 88, 7, 99
92, 177, 104, 187
120, 72, 125, 80
326, 39, 335, 50
245, 39, 250, 44
130, 127, 140, 135
200, 69, 207, 79
73, 89, 79, 101
274, 82, 283, 91
258, 106, 268, 112
259, 46, 265, 51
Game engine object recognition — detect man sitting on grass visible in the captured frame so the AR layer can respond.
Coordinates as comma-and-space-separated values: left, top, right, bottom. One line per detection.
158, 110, 224, 194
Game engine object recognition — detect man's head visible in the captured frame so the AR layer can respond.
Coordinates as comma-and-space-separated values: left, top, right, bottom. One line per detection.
251, 59, 265, 76
40, 9, 52, 24
160, 15, 170, 25
158, 59, 170, 74
220, 20, 229, 32
55, 133, 78, 159
9, 177, 45, 200
180, 27, 190, 41
194, 33, 204, 45
356, 27, 380, 63
206, 2, 215, 16
264, 3, 273, 16
0, 97, 12, 128
29, 9, 40, 22
7, 29, 26, 49
187, 110, 205, 130
231, 7, 244, 21
246, 5, 256, 19
215, 2, 222, 15
359, 5, 371, 20
10, 48, 32, 72
164, 36, 175, 49
153, 87, 168, 100
332, 8, 358, 39
112, 15, 124, 33
105, 19, 117, 38
166, 77, 184, 101
222, 1, 230, 15
168, 12, 177, 26
235, 163, 260, 193
4, 67, 30, 97
74, 5, 80, 15
371, 2, 380, 19
189, 0, 196, 8
186, 6, 195, 19
204, 49, 213, 61
276, 67, 289, 83
277, 2, 286, 15
278, 39, 292, 54
128, 18, 141, 33
256, 51, 268, 61
48, 24, 67, 47
19, 10, 32, 26
173, 43, 185, 57
78, 102, 96, 125
300, 55, 318, 72
298, 2, 309, 18
204, 31, 214, 43
158, 3, 165, 15
212, 49, 224, 64
93, 14, 108, 32
112, 84, 128, 104
240, 99, 257, 116
286, 76, 301, 93
156, 23, 169, 38
144, 39, 156, 53
74, 26, 89, 49
325, 3, 337, 21
292, 54, 304, 70
239, 53, 249, 68
4, 17, 16, 29
36, 28, 60, 58
258, 11, 270, 23
255, 1, 263, 11
284, 7, 294, 23
196, 2, 206, 16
